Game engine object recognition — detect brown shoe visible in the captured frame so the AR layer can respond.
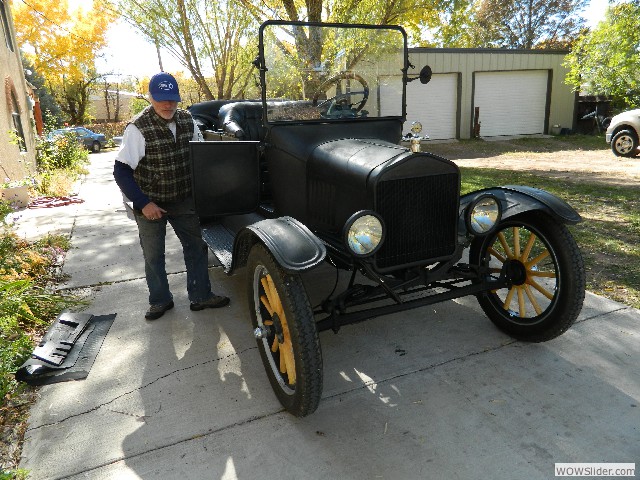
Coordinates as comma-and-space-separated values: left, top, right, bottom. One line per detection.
190, 295, 230, 311
145, 301, 174, 320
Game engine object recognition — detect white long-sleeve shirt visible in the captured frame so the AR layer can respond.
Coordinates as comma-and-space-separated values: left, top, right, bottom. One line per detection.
116, 119, 203, 169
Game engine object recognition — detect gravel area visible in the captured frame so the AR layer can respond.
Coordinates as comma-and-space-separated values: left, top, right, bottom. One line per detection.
423, 138, 640, 187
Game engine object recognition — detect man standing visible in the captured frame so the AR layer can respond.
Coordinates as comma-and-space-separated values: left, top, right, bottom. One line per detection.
113, 72, 229, 320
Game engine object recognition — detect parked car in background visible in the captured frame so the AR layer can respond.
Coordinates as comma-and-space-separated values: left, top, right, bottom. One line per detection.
606, 108, 640, 157
49, 127, 107, 153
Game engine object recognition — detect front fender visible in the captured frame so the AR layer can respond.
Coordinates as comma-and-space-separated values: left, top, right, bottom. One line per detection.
460, 185, 582, 235
230, 216, 326, 274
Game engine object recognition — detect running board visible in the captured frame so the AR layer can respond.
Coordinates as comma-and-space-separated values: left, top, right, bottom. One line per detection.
202, 224, 234, 272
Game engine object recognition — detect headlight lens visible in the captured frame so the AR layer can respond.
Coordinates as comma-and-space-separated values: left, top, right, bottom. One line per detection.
468, 196, 501, 235
344, 212, 384, 256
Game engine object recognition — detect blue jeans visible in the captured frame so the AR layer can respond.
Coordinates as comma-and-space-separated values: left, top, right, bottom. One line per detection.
134, 197, 212, 305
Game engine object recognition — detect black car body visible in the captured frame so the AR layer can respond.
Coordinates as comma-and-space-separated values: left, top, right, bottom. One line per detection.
189, 21, 586, 416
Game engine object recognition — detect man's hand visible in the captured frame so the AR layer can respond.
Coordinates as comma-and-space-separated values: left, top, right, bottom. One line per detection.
142, 202, 167, 221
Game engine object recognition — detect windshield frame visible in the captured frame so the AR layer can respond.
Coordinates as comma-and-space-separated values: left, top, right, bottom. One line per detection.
257, 20, 409, 126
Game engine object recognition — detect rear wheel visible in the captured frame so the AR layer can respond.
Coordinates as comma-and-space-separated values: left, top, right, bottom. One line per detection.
91, 141, 101, 153
247, 243, 322, 416
470, 212, 585, 342
611, 129, 639, 157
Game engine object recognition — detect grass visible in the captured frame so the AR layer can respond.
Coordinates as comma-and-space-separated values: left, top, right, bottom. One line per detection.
459, 167, 640, 309
427, 133, 606, 159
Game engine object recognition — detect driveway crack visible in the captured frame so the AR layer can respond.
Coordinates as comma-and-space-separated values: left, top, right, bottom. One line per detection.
24, 345, 258, 432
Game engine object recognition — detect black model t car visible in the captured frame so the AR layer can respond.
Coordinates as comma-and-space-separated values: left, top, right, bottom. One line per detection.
188, 21, 585, 417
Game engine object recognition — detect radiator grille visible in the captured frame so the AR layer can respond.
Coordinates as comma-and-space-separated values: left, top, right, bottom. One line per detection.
375, 173, 459, 269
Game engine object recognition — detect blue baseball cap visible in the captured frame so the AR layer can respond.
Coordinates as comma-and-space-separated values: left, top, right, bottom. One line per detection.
149, 72, 181, 102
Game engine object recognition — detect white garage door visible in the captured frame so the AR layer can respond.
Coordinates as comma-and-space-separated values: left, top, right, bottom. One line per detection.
474, 70, 548, 137
406, 73, 458, 140
379, 73, 458, 140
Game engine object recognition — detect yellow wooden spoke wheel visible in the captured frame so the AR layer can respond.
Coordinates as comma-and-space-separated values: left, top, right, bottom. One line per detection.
248, 243, 323, 417
470, 212, 585, 342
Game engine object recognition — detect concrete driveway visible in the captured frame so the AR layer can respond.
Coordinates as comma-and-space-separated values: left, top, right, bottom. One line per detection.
17, 151, 639, 479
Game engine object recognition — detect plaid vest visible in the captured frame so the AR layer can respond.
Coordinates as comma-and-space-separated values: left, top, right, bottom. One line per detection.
132, 106, 194, 203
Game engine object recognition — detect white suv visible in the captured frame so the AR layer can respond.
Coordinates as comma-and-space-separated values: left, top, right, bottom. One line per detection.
606, 108, 640, 157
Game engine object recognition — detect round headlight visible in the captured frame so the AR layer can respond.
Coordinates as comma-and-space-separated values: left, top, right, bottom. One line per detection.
344, 211, 384, 257
467, 195, 501, 235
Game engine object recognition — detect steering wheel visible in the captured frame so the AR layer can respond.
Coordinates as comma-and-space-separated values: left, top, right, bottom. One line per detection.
312, 72, 369, 117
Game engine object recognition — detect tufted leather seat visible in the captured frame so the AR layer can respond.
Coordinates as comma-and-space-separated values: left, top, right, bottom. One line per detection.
218, 102, 266, 141
187, 100, 244, 131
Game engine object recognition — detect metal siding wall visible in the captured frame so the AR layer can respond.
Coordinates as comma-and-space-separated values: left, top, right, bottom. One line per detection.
408, 49, 575, 139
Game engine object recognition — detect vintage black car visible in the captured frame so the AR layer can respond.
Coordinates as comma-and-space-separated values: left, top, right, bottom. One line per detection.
188, 21, 586, 417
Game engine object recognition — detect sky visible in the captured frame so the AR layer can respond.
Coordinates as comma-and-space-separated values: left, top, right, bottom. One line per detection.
97, 19, 184, 79
73, 0, 610, 79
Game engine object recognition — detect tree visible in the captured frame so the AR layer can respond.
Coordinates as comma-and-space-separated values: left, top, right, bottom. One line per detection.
12, 0, 113, 124
21, 54, 62, 126
236, 0, 441, 43
421, 0, 480, 48
112, 0, 259, 100
564, 2, 640, 109
471, 0, 588, 48
234, 0, 443, 98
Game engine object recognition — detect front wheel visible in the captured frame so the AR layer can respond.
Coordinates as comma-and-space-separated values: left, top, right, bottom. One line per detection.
247, 243, 323, 417
611, 129, 639, 157
469, 212, 585, 342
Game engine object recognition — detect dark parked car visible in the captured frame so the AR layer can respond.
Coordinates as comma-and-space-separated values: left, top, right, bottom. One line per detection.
188, 21, 586, 417
49, 127, 106, 153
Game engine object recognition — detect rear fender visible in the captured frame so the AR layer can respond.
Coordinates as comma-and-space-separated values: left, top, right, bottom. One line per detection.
459, 185, 582, 235
230, 216, 326, 274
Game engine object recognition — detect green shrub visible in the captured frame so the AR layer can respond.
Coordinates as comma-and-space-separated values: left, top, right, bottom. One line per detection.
36, 133, 89, 173
34, 132, 89, 197
0, 200, 13, 225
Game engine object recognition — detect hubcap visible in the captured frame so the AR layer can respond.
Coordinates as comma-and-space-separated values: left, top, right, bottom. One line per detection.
486, 226, 558, 318
504, 259, 528, 285
615, 136, 633, 154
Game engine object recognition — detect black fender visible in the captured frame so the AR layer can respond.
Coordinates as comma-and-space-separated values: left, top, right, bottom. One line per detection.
459, 185, 582, 235
230, 216, 326, 274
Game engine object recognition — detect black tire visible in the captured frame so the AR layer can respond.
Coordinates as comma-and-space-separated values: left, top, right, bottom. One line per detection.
91, 141, 101, 153
247, 243, 322, 416
611, 129, 639, 157
469, 212, 585, 342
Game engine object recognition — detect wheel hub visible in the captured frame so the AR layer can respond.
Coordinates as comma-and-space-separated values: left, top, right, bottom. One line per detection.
271, 312, 285, 344
504, 259, 527, 286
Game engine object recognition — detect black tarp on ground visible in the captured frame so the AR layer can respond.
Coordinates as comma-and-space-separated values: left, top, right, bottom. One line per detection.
15, 313, 116, 386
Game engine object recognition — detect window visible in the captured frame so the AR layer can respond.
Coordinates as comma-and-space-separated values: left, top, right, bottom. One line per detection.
0, 0, 14, 52
11, 90, 27, 152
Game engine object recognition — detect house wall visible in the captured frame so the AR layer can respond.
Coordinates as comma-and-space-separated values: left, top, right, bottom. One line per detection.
89, 92, 135, 123
0, 0, 36, 183
407, 48, 576, 139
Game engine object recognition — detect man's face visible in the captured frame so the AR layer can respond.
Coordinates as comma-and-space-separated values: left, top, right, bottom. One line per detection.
150, 98, 178, 120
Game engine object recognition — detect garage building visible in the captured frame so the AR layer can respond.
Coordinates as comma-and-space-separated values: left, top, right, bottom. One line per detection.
405, 48, 575, 140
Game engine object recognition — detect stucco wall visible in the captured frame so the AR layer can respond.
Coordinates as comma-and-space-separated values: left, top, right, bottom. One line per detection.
0, 0, 36, 184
